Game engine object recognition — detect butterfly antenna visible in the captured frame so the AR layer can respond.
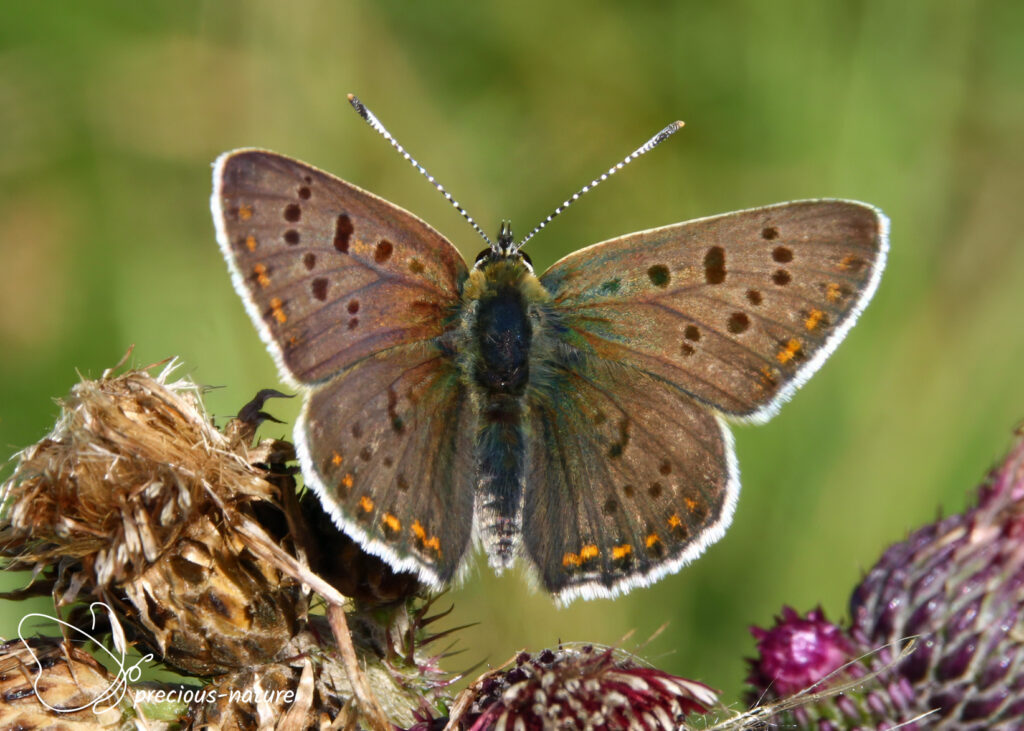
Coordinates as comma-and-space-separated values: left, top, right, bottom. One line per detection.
347, 94, 494, 249
515, 120, 685, 251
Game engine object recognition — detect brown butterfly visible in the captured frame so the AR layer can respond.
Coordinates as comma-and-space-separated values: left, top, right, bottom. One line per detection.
211, 96, 887, 602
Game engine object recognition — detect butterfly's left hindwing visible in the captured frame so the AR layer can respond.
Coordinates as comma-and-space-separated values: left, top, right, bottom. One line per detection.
298, 342, 477, 587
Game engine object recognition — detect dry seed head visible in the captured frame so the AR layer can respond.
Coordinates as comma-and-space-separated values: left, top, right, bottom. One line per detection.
0, 364, 303, 674
0, 637, 129, 728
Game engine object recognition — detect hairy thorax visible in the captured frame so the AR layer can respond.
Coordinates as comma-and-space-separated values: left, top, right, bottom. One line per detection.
458, 258, 553, 406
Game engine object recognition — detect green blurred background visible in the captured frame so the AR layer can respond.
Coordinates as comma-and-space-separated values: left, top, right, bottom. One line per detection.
2, 0, 1022, 706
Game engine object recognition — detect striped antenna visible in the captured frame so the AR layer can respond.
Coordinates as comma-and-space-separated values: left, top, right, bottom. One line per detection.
515, 120, 685, 251
347, 94, 494, 248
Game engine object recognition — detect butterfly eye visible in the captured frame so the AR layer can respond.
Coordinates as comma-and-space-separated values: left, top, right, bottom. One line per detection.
521, 252, 533, 267
475, 249, 491, 264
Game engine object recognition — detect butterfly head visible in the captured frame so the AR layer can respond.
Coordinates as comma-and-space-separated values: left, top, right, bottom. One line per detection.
474, 220, 534, 273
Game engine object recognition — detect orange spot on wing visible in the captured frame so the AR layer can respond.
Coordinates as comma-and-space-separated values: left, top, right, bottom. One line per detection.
359, 495, 374, 513
760, 365, 779, 388
645, 532, 661, 548
840, 254, 864, 271
562, 552, 582, 567
332, 452, 343, 466
423, 535, 441, 555
382, 513, 401, 532
239, 204, 253, 221
341, 473, 353, 489
805, 308, 824, 331
612, 544, 632, 560
776, 338, 802, 364
580, 544, 599, 561
826, 282, 842, 303
245, 235, 257, 251
253, 263, 271, 288
409, 520, 441, 554
270, 297, 287, 323
669, 513, 684, 528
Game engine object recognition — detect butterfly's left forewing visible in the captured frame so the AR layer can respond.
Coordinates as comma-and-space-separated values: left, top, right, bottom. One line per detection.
213, 150, 476, 586
212, 149, 467, 386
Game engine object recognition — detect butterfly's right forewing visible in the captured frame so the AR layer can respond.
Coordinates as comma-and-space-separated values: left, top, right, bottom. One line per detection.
539, 201, 887, 422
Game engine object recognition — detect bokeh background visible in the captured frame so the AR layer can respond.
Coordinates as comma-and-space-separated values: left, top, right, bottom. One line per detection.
2, 0, 1022, 706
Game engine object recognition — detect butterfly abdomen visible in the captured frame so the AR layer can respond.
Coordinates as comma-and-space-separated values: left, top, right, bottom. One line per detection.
459, 257, 551, 568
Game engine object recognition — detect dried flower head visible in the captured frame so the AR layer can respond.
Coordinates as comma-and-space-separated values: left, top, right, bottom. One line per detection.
0, 637, 129, 728
189, 625, 448, 730
460, 644, 718, 730
0, 362, 302, 676
0, 362, 460, 730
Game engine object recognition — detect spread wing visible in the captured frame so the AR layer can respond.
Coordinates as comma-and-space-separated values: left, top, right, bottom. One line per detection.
212, 149, 468, 385
298, 343, 476, 587
539, 200, 888, 422
212, 150, 475, 587
524, 361, 738, 602
523, 200, 887, 600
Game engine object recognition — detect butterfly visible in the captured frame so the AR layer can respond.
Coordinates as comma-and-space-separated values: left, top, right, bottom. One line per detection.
211, 97, 887, 603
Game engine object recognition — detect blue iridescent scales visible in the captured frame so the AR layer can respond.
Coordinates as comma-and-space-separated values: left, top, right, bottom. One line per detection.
212, 147, 887, 603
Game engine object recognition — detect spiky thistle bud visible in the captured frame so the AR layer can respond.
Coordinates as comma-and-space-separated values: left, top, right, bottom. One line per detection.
748, 433, 1024, 728
460, 644, 718, 730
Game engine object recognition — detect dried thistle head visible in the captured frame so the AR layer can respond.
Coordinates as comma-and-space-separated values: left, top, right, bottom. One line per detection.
0, 361, 462, 730
455, 644, 718, 730
0, 362, 303, 675
0, 637, 131, 729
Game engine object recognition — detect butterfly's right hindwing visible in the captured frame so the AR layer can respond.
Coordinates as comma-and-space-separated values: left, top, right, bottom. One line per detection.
523, 352, 738, 602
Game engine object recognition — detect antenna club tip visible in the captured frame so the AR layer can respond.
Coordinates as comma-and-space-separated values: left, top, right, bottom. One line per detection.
675, 120, 685, 129
347, 94, 370, 120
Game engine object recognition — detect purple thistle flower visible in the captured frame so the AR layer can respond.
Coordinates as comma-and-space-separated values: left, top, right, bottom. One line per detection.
747, 433, 1024, 728
461, 645, 717, 730
748, 606, 857, 698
